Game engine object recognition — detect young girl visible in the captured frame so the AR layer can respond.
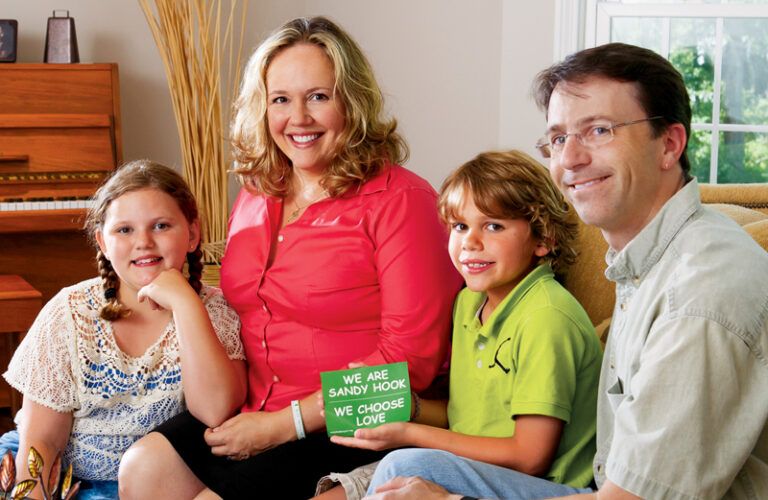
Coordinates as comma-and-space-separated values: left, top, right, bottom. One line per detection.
319, 150, 602, 499
0, 160, 246, 499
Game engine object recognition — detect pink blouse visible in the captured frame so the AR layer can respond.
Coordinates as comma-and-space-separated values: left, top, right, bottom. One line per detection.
221, 164, 462, 412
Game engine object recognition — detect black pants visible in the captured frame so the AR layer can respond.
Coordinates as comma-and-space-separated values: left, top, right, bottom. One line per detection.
154, 410, 386, 499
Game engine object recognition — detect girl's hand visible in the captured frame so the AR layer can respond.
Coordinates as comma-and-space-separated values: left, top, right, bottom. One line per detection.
330, 422, 410, 451
137, 268, 195, 311
203, 410, 293, 459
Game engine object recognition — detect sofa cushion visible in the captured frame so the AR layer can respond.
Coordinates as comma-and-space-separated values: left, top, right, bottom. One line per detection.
708, 204, 767, 226
744, 220, 768, 252
564, 223, 612, 327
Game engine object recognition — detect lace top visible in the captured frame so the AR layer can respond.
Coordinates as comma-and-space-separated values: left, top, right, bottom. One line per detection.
3, 277, 244, 481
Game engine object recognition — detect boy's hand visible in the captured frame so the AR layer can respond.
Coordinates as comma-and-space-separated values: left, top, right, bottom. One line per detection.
330, 422, 410, 450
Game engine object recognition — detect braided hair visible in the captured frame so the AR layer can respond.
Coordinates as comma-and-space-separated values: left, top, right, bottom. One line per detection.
84, 160, 204, 320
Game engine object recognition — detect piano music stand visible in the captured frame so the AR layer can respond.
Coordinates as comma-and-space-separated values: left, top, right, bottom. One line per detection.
0, 275, 42, 416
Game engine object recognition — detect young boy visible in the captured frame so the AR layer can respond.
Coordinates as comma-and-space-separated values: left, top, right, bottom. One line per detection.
317, 150, 601, 499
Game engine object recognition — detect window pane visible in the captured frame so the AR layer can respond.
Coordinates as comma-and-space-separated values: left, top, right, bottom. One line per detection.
607, 1, 768, 4
718, 131, 768, 182
610, 17, 663, 53
688, 129, 712, 182
669, 19, 716, 124
720, 18, 768, 125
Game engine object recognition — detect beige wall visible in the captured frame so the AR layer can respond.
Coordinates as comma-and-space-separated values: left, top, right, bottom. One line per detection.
4, 1, 554, 197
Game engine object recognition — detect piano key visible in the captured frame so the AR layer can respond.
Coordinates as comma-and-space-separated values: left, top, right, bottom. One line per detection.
0, 199, 94, 211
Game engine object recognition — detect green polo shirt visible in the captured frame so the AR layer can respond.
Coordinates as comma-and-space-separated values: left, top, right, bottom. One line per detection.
447, 264, 601, 488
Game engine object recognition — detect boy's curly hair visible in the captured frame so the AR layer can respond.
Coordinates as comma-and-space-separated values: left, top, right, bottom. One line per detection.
438, 150, 579, 280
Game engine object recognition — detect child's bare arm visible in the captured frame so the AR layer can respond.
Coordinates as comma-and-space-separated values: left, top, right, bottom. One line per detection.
138, 269, 247, 427
16, 399, 73, 499
412, 397, 448, 428
333, 414, 563, 477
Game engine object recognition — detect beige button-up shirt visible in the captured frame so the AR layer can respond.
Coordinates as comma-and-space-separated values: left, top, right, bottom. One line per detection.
594, 180, 768, 499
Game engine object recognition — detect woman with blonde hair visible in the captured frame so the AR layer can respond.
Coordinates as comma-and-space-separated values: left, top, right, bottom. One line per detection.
119, 16, 461, 499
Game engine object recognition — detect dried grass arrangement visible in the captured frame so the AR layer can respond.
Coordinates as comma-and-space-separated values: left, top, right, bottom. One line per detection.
139, 0, 247, 264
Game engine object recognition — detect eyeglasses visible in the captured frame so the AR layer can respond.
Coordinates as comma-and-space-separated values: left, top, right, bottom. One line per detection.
535, 116, 663, 159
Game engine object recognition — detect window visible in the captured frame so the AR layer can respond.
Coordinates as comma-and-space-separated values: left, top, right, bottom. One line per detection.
570, 0, 768, 183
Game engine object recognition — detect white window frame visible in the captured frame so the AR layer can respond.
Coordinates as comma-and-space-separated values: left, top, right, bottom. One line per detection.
559, 0, 768, 183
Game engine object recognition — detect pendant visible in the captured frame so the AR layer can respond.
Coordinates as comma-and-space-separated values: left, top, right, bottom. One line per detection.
286, 207, 301, 223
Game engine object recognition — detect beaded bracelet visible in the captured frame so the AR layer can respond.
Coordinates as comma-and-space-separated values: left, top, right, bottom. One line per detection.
410, 391, 421, 420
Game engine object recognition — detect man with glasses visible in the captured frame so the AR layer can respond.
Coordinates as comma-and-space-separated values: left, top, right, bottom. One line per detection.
363, 43, 768, 500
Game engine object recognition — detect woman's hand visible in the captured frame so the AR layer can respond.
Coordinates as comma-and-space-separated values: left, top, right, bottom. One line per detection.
137, 268, 196, 311
315, 361, 364, 418
203, 410, 293, 459
330, 422, 411, 451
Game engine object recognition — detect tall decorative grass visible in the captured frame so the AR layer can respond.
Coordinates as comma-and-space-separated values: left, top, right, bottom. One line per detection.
139, 0, 247, 264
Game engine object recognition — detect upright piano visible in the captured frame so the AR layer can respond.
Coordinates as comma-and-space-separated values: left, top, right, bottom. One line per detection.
0, 63, 121, 406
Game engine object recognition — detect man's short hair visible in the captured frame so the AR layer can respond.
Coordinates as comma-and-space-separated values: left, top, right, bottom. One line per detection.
532, 43, 692, 176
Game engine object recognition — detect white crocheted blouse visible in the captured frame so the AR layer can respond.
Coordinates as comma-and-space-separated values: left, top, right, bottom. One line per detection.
3, 277, 244, 481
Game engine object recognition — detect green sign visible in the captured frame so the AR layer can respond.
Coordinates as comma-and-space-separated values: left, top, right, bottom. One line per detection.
321, 362, 411, 437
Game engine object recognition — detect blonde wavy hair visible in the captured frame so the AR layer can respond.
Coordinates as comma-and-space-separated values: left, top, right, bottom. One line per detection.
438, 150, 579, 279
231, 16, 408, 197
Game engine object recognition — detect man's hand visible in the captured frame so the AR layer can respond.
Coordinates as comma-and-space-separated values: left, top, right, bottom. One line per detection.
363, 476, 461, 500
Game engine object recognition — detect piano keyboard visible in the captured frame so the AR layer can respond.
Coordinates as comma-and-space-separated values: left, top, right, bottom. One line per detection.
0, 199, 94, 211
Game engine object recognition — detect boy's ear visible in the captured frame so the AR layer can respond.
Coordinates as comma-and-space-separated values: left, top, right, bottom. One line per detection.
535, 240, 551, 258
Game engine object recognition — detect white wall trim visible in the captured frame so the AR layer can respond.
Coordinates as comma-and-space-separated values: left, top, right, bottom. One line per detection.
554, 0, 586, 60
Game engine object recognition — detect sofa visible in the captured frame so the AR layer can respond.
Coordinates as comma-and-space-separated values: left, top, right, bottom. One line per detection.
563, 183, 768, 341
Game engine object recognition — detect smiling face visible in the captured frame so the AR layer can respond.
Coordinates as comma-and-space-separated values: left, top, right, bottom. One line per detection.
448, 192, 549, 310
266, 43, 346, 177
95, 188, 199, 297
547, 77, 674, 250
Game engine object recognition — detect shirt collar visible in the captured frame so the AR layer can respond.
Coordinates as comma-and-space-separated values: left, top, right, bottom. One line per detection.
605, 179, 701, 283
340, 163, 392, 198
463, 264, 555, 332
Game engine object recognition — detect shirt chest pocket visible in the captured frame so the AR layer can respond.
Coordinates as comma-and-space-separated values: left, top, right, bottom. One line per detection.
606, 378, 626, 413
305, 270, 380, 332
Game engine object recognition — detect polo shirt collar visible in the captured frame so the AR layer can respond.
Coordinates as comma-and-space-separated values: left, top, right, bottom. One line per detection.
605, 179, 700, 283
464, 264, 555, 334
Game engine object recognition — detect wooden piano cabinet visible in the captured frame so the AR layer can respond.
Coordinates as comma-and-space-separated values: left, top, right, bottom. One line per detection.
0, 63, 121, 301
0, 231, 97, 303
0, 64, 121, 392
0, 275, 43, 415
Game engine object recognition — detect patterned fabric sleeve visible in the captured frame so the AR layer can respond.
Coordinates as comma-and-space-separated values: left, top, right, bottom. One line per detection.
3, 288, 79, 412
202, 286, 245, 361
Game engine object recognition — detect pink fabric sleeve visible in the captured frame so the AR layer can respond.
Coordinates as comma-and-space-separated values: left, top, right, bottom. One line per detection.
360, 187, 463, 391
